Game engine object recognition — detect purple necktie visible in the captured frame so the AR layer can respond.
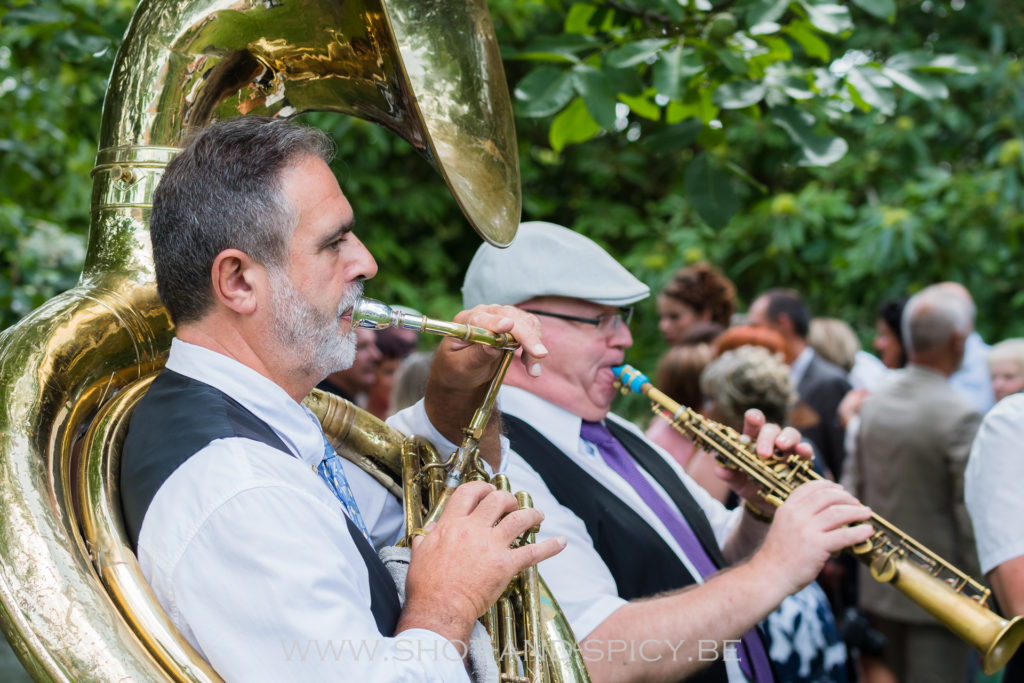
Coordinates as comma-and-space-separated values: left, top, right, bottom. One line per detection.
580, 420, 774, 683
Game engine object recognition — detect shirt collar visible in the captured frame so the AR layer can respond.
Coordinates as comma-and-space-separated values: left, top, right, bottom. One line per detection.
165, 338, 325, 467
499, 385, 586, 457
789, 346, 814, 385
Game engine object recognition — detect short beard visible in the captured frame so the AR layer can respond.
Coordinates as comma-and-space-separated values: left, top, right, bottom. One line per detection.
268, 267, 363, 380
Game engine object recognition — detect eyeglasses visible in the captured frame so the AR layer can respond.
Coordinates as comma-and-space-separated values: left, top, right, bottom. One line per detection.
524, 307, 634, 333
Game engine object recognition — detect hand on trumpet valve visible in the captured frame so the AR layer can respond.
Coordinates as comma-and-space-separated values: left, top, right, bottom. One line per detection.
403, 481, 566, 626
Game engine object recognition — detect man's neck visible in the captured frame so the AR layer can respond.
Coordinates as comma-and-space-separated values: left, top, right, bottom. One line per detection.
177, 321, 315, 403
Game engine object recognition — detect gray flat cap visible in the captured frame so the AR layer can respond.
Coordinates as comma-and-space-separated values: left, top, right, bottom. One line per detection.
462, 221, 650, 308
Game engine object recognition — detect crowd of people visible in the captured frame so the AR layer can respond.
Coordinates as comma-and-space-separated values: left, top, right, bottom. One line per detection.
648, 265, 1024, 682
120, 116, 1023, 683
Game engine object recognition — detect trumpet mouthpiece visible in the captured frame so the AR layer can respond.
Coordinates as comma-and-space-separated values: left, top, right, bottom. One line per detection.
352, 297, 419, 331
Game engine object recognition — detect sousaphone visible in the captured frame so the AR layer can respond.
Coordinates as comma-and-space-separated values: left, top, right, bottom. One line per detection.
0, 0, 565, 679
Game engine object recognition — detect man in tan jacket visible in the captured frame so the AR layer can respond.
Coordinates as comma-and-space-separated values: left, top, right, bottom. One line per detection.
845, 284, 982, 681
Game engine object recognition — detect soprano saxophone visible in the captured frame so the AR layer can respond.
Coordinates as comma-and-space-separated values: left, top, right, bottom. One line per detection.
613, 363, 1024, 675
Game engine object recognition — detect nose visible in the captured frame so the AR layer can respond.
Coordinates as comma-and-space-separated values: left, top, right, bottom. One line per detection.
608, 319, 633, 349
347, 232, 378, 282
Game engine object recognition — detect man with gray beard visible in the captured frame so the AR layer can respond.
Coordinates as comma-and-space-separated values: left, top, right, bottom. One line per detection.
120, 117, 562, 682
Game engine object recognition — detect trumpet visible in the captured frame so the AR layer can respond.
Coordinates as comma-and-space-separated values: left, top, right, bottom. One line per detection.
350, 297, 589, 683
613, 363, 1024, 675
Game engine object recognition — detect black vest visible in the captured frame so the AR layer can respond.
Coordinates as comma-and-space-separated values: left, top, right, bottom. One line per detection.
121, 369, 401, 636
504, 413, 734, 683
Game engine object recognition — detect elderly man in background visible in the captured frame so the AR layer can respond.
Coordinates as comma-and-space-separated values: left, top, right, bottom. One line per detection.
394, 221, 874, 682
844, 284, 982, 682
120, 118, 564, 681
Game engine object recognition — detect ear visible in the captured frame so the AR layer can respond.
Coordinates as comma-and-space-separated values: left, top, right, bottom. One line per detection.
211, 249, 263, 315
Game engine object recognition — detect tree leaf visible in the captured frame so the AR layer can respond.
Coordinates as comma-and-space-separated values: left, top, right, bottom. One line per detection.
565, 3, 598, 35
714, 47, 750, 76
770, 106, 849, 166
849, 0, 895, 21
844, 65, 895, 113
652, 47, 704, 101
573, 65, 618, 129
785, 21, 830, 61
549, 98, 602, 151
641, 118, 704, 150
605, 38, 673, 68
514, 67, 575, 117
667, 87, 719, 123
501, 35, 597, 64
713, 80, 767, 109
619, 91, 661, 121
797, 2, 853, 35
684, 152, 739, 229
744, 0, 791, 25
881, 67, 949, 100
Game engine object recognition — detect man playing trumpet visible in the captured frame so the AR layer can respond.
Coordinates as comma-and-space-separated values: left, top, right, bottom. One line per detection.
120, 117, 564, 680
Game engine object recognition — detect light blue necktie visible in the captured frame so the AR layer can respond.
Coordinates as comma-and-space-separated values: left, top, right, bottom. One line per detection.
317, 432, 372, 543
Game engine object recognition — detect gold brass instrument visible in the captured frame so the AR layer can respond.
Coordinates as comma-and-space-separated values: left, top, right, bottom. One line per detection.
613, 363, 1024, 676
0, 0, 537, 680
352, 297, 590, 683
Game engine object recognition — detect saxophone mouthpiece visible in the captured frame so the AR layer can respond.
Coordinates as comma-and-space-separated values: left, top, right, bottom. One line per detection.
612, 364, 649, 395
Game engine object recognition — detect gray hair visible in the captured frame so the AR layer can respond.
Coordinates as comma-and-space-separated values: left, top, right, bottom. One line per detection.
150, 117, 335, 324
807, 317, 860, 373
901, 285, 972, 355
700, 345, 794, 430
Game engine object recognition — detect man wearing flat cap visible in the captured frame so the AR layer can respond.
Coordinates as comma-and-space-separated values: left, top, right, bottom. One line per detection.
393, 221, 873, 682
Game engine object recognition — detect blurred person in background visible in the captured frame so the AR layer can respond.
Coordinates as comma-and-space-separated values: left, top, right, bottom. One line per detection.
317, 327, 382, 405
809, 317, 887, 392
390, 350, 435, 414
365, 326, 418, 419
645, 343, 714, 469
986, 338, 1024, 404
748, 289, 852, 480
873, 297, 909, 371
937, 282, 995, 414
700, 344, 848, 682
657, 262, 736, 346
845, 284, 982, 683
713, 324, 791, 363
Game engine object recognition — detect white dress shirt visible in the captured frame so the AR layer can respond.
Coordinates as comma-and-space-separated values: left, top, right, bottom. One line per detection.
138, 339, 468, 682
392, 386, 747, 681
965, 392, 1024, 575
951, 331, 995, 414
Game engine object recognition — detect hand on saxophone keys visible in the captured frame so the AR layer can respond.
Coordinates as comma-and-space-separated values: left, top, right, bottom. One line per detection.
718, 407, 816, 519
750, 480, 874, 596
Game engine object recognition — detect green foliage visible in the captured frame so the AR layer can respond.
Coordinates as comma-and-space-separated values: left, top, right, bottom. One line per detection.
2, 0, 1024, 430
501, 0, 972, 227
0, 0, 134, 326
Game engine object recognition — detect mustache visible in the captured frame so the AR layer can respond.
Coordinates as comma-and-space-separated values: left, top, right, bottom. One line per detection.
338, 281, 364, 319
